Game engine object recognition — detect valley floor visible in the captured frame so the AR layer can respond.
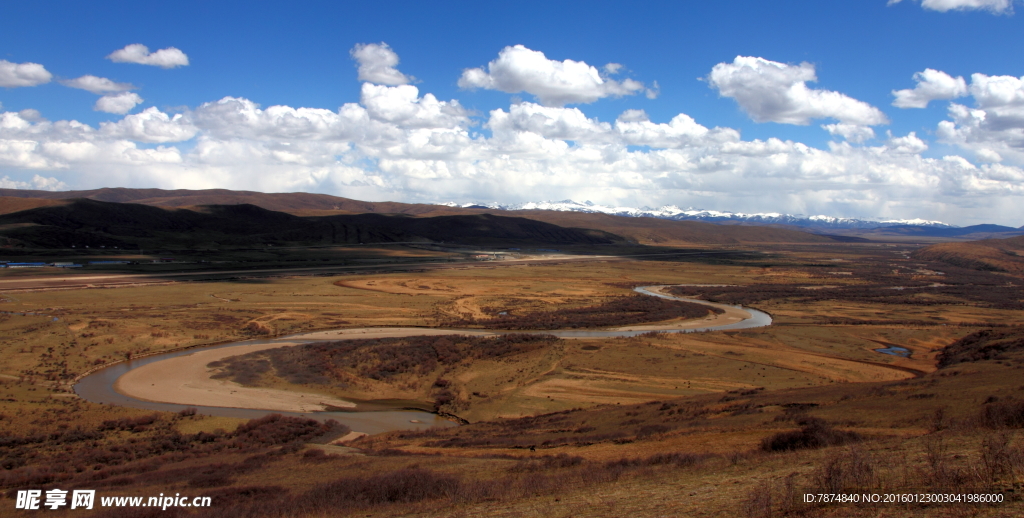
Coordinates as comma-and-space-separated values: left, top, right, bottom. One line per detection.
1, 243, 1022, 516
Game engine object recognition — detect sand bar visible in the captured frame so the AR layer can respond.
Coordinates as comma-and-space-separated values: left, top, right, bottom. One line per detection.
113, 289, 765, 414
115, 341, 358, 413
114, 328, 498, 413
611, 286, 752, 331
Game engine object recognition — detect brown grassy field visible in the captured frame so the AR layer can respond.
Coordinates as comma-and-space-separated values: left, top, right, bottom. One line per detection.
914, 235, 1024, 274
1, 243, 1022, 516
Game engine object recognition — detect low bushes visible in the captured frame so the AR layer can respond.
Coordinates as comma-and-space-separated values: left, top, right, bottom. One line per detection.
937, 328, 1024, 367
446, 295, 722, 330
980, 399, 1024, 428
210, 333, 558, 386
760, 419, 861, 452
0, 414, 344, 490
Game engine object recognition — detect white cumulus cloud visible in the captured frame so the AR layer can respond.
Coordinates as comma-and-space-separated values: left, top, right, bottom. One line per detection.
458, 45, 649, 107
969, 73, 1024, 116
18, 109, 43, 122
888, 0, 1013, 13
61, 75, 136, 94
892, 69, 968, 108
0, 174, 68, 191
360, 83, 469, 129
95, 92, 144, 114
822, 123, 876, 143
107, 44, 189, 68
0, 60, 52, 88
708, 56, 889, 126
937, 73, 1024, 164
885, 132, 929, 154
99, 107, 197, 143
350, 43, 412, 85
191, 97, 365, 142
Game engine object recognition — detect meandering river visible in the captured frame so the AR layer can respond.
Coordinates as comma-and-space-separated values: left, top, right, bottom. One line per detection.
73, 286, 772, 434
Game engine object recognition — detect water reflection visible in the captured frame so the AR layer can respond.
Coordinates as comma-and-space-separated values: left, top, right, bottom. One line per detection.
874, 346, 912, 358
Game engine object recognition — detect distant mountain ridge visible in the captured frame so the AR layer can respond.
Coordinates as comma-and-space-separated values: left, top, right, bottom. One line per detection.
0, 188, 846, 247
3, 188, 1020, 242
442, 199, 1024, 239
442, 199, 954, 229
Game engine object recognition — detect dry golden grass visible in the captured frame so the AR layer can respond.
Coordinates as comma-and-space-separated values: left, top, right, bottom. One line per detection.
2, 242, 1023, 517
914, 235, 1024, 274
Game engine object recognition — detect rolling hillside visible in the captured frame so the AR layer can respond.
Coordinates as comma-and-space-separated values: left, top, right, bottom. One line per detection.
0, 188, 442, 216
1, 188, 836, 246
912, 235, 1024, 274
0, 196, 69, 215
0, 199, 623, 249
474, 209, 836, 245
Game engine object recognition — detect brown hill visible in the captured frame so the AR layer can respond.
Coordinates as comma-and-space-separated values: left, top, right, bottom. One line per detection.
0, 197, 69, 215
912, 235, 1024, 274
0, 188, 445, 216
0, 187, 832, 246
0, 199, 623, 249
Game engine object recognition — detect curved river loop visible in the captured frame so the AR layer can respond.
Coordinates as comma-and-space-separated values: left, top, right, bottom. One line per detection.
74, 286, 772, 434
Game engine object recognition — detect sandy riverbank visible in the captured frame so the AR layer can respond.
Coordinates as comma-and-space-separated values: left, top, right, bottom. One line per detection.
115, 341, 358, 413
114, 295, 758, 414
611, 287, 751, 332
114, 328, 498, 413
290, 327, 496, 341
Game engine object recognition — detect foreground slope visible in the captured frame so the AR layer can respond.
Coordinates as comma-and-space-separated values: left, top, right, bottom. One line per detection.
2, 248, 1022, 517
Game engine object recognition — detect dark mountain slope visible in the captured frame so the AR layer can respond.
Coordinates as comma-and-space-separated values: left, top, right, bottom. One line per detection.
0, 187, 840, 245
0, 199, 623, 249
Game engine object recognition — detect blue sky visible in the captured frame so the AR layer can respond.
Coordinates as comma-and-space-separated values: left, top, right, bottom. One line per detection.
2, 0, 1023, 225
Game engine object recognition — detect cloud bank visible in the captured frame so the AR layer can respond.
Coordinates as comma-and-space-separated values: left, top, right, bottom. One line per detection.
1, 47, 1023, 225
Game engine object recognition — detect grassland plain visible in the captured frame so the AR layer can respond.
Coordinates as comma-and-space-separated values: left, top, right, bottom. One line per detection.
0, 244, 1022, 517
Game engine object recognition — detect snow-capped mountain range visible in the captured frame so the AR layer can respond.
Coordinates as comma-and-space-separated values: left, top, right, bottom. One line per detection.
440, 200, 954, 230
